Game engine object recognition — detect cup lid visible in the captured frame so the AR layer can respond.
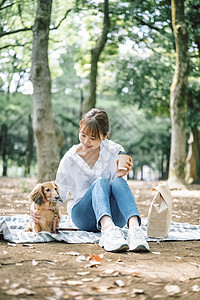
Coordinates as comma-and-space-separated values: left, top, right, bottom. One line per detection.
118, 151, 131, 155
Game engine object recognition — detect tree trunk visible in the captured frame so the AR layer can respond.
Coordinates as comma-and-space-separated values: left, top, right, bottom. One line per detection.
0, 124, 8, 177
168, 0, 189, 186
185, 126, 200, 183
25, 115, 33, 176
30, 0, 60, 182
82, 0, 110, 114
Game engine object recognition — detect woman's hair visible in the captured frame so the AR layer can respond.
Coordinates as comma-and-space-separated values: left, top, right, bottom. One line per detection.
79, 108, 109, 140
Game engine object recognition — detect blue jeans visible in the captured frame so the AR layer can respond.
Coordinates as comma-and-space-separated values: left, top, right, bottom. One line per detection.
71, 177, 141, 232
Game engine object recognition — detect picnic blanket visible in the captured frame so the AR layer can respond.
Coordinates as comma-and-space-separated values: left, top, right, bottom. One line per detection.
0, 214, 200, 244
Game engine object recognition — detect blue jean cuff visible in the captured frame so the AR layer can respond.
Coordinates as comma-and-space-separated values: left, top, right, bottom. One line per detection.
127, 214, 141, 227
96, 213, 112, 231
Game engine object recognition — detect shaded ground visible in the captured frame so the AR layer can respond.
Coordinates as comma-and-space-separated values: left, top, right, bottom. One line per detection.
0, 177, 200, 300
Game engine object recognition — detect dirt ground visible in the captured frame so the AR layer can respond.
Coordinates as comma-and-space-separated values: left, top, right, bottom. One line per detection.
0, 177, 200, 300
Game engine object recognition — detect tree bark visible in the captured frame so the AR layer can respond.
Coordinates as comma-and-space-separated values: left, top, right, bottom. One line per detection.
30, 0, 60, 182
168, 0, 189, 186
185, 126, 200, 183
0, 124, 8, 176
25, 115, 33, 176
82, 0, 110, 114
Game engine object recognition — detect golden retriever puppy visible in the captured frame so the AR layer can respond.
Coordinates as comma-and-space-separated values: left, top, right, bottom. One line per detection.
25, 182, 62, 235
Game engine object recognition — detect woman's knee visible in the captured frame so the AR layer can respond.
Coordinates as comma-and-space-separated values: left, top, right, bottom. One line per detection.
92, 177, 110, 188
111, 177, 127, 189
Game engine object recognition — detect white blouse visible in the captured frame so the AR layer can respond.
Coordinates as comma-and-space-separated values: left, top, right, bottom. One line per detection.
55, 139, 125, 215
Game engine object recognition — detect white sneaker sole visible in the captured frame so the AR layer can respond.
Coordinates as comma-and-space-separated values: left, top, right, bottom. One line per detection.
129, 244, 150, 253
100, 243, 129, 253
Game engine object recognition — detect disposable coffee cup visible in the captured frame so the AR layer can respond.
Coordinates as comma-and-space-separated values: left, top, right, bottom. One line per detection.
118, 151, 131, 170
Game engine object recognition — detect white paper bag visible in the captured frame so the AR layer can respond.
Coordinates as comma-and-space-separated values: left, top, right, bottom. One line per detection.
147, 182, 172, 238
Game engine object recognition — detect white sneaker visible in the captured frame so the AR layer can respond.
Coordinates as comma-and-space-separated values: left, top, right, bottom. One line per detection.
99, 226, 129, 252
128, 226, 150, 252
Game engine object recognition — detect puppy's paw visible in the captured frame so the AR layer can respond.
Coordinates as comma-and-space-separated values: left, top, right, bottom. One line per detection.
24, 227, 32, 232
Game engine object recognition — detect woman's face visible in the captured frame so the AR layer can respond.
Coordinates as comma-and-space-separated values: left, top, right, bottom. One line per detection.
79, 128, 104, 152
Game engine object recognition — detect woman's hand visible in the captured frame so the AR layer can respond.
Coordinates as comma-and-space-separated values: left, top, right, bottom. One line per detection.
30, 210, 41, 223
116, 156, 133, 178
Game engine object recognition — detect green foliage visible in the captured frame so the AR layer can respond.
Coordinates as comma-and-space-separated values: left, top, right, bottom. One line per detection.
51, 52, 83, 156
0, 0, 199, 178
0, 93, 34, 175
98, 52, 174, 116
185, 0, 200, 51
108, 104, 171, 170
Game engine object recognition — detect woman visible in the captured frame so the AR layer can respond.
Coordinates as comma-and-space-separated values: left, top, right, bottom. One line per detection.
56, 108, 150, 253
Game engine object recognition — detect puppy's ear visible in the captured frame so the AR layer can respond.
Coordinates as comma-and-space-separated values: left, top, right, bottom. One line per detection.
29, 184, 44, 206
54, 183, 59, 191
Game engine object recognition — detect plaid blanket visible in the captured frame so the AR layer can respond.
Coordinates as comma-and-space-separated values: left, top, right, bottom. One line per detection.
0, 215, 200, 244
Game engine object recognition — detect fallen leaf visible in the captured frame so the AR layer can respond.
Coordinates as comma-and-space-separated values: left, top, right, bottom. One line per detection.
99, 253, 104, 259
92, 286, 109, 293
192, 284, 200, 292
153, 294, 166, 299
89, 260, 101, 266
179, 276, 188, 282
48, 276, 65, 281
64, 291, 82, 298
66, 280, 83, 286
82, 278, 94, 282
114, 279, 125, 287
117, 258, 124, 263
89, 254, 102, 262
66, 251, 80, 256
5, 288, 35, 296
165, 284, 180, 295
77, 271, 90, 276
32, 259, 38, 266
132, 272, 142, 277
147, 282, 162, 286
120, 267, 136, 275
107, 288, 129, 294
132, 288, 144, 295
10, 283, 20, 289
3, 250, 8, 254
76, 255, 86, 262
93, 277, 101, 282
103, 268, 116, 275
190, 262, 200, 267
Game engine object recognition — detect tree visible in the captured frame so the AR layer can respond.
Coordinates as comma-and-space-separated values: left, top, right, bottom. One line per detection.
168, 0, 189, 186
184, 0, 200, 183
185, 88, 200, 183
82, 0, 110, 113
30, 0, 60, 182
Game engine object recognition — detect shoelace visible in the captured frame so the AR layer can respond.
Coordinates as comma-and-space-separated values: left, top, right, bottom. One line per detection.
129, 227, 144, 240
106, 227, 123, 239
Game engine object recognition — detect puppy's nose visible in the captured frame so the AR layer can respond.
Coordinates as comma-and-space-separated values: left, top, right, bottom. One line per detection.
55, 196, 60, 200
